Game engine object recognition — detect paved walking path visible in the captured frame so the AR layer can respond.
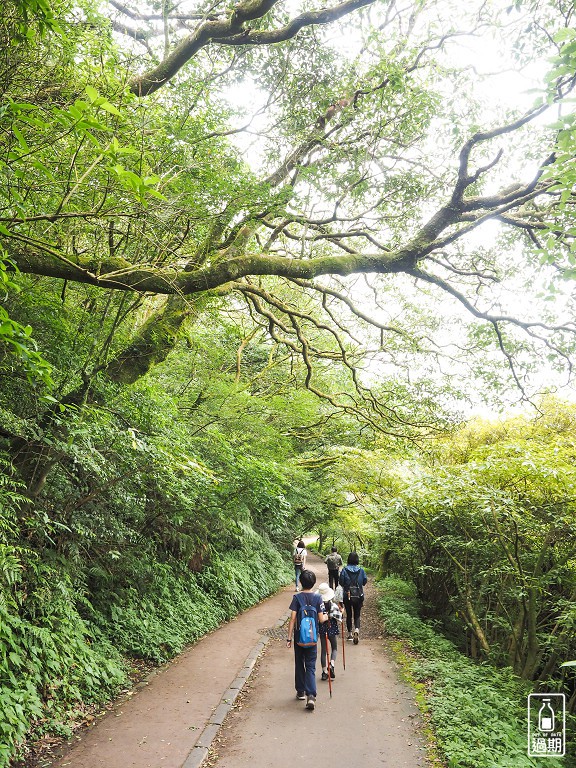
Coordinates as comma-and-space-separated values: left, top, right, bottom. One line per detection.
52, 555, 429, 768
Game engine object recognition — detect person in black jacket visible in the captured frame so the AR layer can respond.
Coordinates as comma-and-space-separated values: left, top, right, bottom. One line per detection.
339, 552, 367, 644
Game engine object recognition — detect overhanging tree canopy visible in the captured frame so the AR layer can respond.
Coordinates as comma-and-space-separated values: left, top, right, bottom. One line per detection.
2, 0, 576, 415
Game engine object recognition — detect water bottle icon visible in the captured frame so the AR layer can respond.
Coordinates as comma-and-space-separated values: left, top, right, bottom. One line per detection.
539, 699, 555, 732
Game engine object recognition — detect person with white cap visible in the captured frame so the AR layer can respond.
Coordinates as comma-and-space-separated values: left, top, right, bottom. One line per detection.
316, 582, 343, 681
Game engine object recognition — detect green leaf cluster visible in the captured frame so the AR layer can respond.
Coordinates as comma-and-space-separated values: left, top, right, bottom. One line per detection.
0, 256, 53, 388
375, 401, 576, 685
378, 578, 568, 768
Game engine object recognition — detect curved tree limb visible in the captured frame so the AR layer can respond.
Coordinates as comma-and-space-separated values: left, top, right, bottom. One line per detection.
9, 241, 415, 292
129, 0, 376, 96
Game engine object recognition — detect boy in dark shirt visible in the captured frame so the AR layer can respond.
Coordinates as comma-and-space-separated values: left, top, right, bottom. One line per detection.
286, 570, 327, 710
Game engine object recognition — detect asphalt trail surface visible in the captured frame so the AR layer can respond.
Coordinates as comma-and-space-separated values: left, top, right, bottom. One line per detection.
49, 553, 429, 768
207, 555, 428, 768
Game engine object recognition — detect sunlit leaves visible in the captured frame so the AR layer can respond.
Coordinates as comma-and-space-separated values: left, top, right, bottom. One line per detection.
5, 0, 62, 40
0, 255, 53, 387
377, 402, 576, 680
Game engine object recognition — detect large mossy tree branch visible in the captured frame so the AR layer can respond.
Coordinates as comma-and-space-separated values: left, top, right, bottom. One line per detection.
8, 246, 431, 293
6, 192, 533, 294
8, 99, 562, 296
129, 0, 376, 96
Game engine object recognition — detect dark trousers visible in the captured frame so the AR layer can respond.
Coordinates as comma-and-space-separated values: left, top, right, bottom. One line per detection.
294, 642, 318, 697
343, 596, 363, 633
328, 568, 339, 590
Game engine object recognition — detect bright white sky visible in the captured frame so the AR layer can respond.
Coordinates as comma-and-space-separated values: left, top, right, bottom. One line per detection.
219, 0, 575, 418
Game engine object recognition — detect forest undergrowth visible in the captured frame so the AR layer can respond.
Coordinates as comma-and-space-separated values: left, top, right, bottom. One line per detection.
378, 578, 575, 768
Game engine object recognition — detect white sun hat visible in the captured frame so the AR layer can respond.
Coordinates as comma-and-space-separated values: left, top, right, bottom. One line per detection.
316, 582, 335, 601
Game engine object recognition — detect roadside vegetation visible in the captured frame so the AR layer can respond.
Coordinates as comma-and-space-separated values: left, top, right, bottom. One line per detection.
374, 402, 576, 689
318, 404, 576, 767
378, 577, 568, 768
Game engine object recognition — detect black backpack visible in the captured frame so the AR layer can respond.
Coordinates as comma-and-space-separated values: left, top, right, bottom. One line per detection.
347, 569, 363, 604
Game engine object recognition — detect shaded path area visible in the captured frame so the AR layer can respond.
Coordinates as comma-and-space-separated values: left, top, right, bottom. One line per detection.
50, 590, 292, 768
50, 555, 429, 768
207, 555, 428, 768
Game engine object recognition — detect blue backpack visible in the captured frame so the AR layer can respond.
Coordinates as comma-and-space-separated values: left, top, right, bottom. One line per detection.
296, 595, 319, 647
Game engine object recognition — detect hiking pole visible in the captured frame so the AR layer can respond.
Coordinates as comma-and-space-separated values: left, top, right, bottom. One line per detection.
341, 619, 346, 670
325, 633, 332, 698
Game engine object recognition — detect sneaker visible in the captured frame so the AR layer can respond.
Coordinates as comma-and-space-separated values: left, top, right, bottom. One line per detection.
347, 632, 353, 641
330, 663, 336, 679
321, 671, 328, 681
353, 628, 359, 644
296, 691, 306, 700
306, 695, 316, 710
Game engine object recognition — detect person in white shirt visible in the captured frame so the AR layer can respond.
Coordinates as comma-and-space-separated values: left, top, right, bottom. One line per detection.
316, 582, 343, 681
293, 539, 307, 591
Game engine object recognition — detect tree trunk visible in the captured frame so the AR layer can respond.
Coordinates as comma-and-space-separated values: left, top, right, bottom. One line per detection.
12, 294, 214, 496
508, 609, 526, 672
520, 528, 556, 679
465, 585, 491, 655
105, 295, 200, 384
520, 586, 539, 679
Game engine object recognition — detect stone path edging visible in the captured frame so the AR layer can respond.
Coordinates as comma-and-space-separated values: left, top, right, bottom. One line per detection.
182, 611, 291, 768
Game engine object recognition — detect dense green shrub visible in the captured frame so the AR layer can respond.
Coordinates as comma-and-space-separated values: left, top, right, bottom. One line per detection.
0, 417, 294, 766
375, 410, 576, 686
1, 531, 291, 765
378, 578, 570, 768
89, 533, 291, 662
0, 595, 125, 759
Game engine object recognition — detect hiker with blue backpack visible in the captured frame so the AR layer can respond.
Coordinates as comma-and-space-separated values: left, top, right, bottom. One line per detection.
339, 552, 367, 645
286, 569, 328, 711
